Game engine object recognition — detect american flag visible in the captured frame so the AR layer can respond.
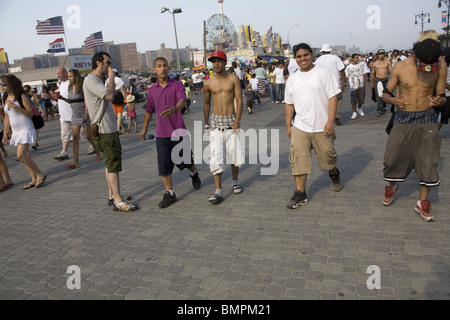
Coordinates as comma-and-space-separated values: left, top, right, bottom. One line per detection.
84, 31, 104, 49
36, 16, 65, 35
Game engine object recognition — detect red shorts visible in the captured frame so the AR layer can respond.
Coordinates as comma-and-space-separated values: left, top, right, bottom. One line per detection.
113, 104, 125, 115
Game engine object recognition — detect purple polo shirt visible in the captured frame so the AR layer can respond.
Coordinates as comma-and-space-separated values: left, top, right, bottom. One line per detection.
145, 78, 187, 138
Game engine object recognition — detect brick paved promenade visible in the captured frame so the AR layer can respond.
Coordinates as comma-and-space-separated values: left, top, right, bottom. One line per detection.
1, 88, 449, 300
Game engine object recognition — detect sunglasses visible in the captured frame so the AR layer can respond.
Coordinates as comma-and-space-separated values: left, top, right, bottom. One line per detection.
102, 60, 112, 66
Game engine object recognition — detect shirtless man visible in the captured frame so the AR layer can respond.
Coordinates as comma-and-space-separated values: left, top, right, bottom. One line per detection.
381, 38, 447, 221
203, 50, 243, 204
371, 49, 392, 116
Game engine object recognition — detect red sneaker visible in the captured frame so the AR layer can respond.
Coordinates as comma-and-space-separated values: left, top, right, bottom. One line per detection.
415, 200, 434, 222
382, 183, 399, 206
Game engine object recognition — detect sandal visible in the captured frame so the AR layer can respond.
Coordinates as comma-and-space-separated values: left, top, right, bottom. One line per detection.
65, 164, 80, 169
108, 195, 133, 206
23, 182, 36, 190
113, 201, 138, 212
0, 184, 11, 192
209, 194, 223, 204
35, 175, 47, 188
94, 157, 102, 162
232, 184, 243, 194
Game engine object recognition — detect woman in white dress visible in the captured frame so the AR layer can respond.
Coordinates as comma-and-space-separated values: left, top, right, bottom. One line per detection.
1, 75, 47, 189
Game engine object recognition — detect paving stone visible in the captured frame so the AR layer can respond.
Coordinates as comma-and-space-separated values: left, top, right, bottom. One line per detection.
1, 90, 449, 301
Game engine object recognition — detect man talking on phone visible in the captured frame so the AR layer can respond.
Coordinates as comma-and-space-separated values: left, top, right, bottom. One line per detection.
83, 51, 138, 212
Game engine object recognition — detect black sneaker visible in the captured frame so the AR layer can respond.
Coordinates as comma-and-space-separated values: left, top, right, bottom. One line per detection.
329, 168, 342, 192
158, 191, 177, 208
287, 190, 308, 209
191, 172, 201, 190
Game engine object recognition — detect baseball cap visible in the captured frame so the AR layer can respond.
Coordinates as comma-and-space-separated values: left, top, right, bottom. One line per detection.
320, 44, 332, 52
414, 38, 442, 73
377, 49, 386, 55
208, 50, 227, 62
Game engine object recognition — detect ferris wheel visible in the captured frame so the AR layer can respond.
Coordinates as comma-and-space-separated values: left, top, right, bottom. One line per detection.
206, 13, 237, 50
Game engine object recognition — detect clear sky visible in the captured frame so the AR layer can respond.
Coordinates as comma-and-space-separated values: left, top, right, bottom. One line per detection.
0, 0, 447, 62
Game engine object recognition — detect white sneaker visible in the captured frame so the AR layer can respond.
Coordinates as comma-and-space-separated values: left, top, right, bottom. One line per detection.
86, 145, 96, 155
54, 151, 69, 160
357, 109, 365, 116
351, 112, 357, 120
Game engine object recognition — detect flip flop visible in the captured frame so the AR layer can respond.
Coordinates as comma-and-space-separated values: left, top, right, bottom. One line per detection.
65, 164, 80, 169
35, 175, 47, 188
94, 157, 102, 162
232, 185, 243, 194
23, 183, 36, 190
0, 184, 11, 192
208, 194, 223, 205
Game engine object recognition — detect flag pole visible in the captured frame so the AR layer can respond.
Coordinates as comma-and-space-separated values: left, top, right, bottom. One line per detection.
62, 19, 70, 69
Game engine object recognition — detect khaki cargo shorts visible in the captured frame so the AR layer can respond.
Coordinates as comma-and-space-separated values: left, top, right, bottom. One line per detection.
289, 126, 338, 176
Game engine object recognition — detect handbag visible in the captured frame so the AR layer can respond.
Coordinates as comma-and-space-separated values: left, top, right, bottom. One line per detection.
89, 123, 99, 137
31, 105, 45, 129
17, 96, 45, 130
112, 91, 124, 105
31, 114, 45, 129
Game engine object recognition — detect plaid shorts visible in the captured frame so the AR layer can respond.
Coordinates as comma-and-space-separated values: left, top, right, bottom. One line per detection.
210, 113, 236, 129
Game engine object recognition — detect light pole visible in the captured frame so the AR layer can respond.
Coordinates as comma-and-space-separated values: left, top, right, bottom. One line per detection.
287, 24, 300, 53
438, 0, 450, 48
415, 11, 430, 32
161, 7, 182, 71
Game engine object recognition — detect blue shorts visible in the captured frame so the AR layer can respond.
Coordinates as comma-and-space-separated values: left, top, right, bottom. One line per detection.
156, 137, 194, 176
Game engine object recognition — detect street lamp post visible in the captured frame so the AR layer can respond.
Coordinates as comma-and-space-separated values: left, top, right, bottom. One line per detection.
438, 0, 450, 48
161, 7, 182, 71
287, 24, 300, 53
415, 11, 430, 32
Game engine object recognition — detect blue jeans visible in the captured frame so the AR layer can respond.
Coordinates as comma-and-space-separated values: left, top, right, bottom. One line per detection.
276, 83, 285, 103
269, 83, 276, 102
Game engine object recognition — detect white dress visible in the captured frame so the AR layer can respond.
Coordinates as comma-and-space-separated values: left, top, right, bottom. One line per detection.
4, 100, 36, 146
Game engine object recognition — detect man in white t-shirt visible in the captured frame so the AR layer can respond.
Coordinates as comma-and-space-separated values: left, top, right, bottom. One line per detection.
345, 54, 370, 120
232, 61, 245, 89
192, 70, 201, 94
273, 63, 286, 103
285, 43, 342, 209
315, 44, 347, 125
54, 67, 72, 160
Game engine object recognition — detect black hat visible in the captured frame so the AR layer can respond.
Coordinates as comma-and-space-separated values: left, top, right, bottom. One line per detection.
414, 39, 441, 64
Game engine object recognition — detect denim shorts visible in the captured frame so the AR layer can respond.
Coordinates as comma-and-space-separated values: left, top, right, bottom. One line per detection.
156, 137, 194, 176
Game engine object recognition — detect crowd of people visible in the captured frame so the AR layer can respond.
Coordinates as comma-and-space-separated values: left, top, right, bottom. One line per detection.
1, 30, 449, 221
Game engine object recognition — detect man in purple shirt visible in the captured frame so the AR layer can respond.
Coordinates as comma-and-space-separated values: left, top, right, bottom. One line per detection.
139, 57, 201, 208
